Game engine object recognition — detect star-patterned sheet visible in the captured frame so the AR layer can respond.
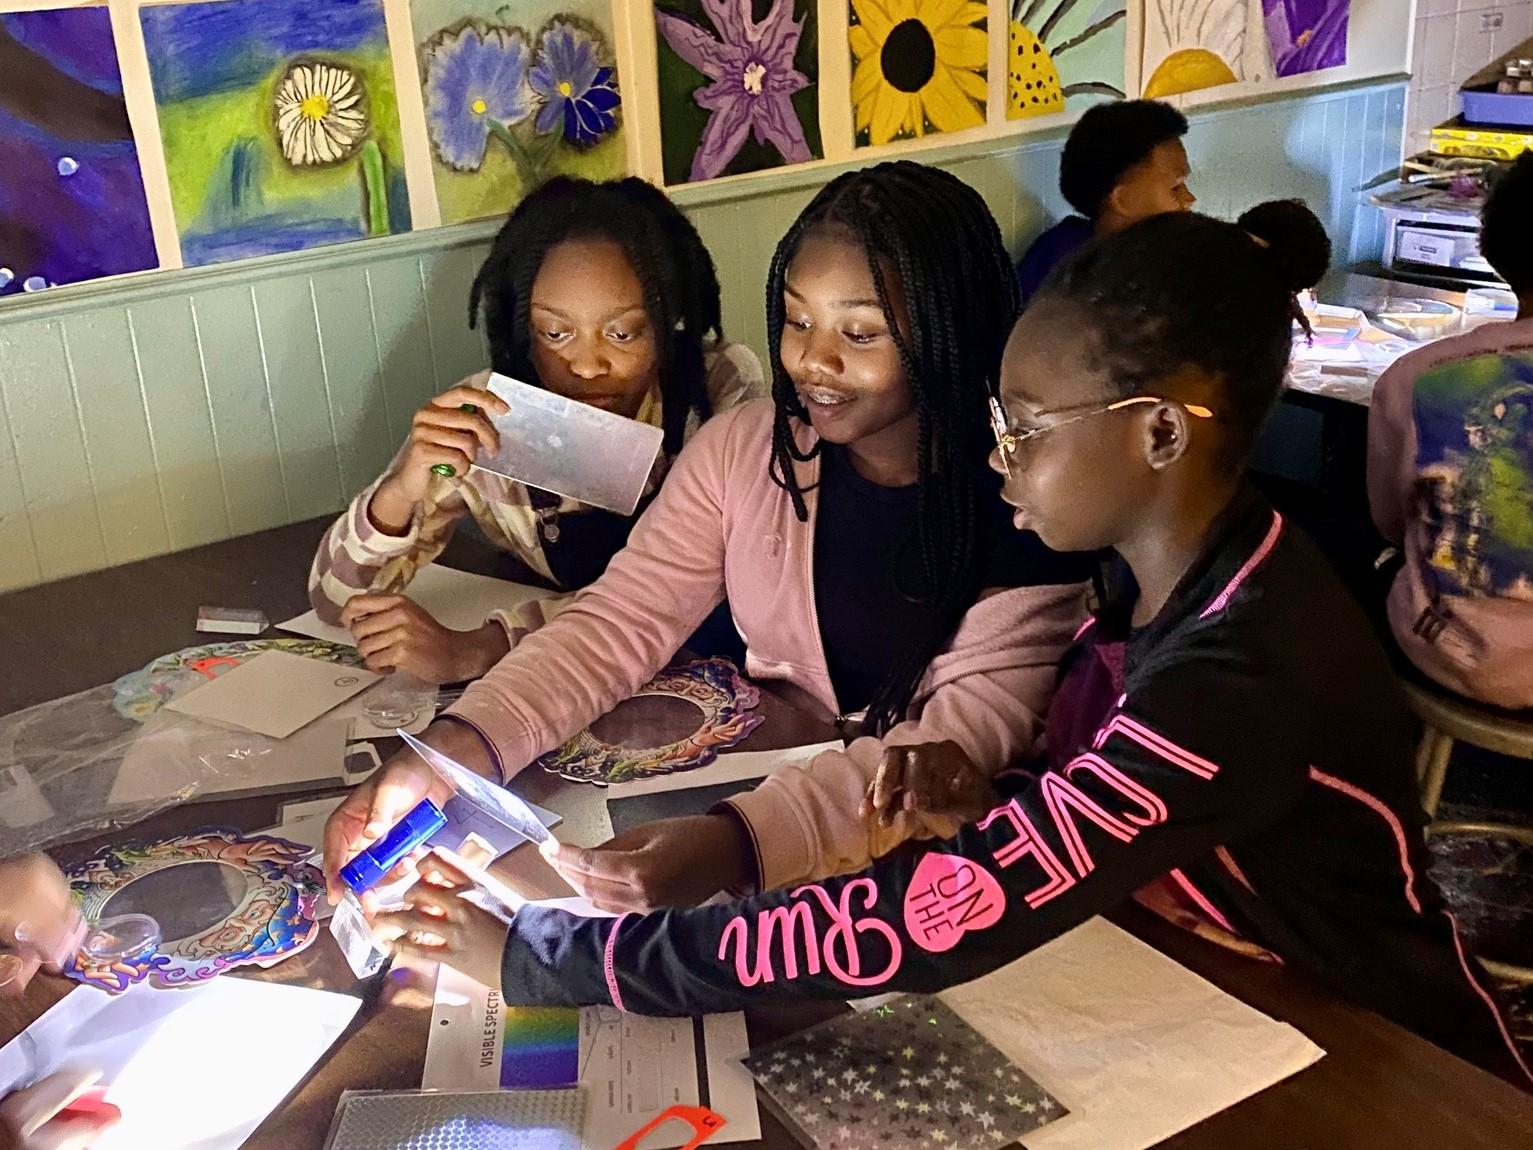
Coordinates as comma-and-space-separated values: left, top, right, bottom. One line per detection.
743, 996, 1066, 1150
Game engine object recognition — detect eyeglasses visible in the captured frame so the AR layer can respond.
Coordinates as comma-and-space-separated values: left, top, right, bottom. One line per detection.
988, 395, 1214, 475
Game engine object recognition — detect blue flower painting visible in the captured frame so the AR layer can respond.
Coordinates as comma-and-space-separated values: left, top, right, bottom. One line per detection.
413, 0, 626, 225
0, 9, 157, 297
140, 0, 410, 268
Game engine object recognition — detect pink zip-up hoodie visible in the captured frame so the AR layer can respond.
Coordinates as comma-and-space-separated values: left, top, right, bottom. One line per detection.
1368, 316, 1533, 708
449, 399, 1089, 890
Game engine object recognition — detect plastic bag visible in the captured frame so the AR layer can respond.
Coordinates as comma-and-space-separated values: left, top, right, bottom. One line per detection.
0, 676, 271, 857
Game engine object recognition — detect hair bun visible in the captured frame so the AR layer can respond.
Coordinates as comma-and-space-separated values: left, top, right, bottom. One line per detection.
1237, 199, 1332, 295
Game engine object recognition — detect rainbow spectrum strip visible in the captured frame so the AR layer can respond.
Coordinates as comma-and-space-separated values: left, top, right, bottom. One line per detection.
500, 1005, 580, 1088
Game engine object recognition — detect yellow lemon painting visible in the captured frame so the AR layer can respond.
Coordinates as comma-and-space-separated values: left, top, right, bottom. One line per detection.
850, 0, 987, 147
1007, 1, 1128, 121
1143, 0, 1258, 99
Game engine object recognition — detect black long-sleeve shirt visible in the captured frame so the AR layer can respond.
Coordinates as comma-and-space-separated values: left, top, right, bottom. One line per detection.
500, 494, 1531, 1086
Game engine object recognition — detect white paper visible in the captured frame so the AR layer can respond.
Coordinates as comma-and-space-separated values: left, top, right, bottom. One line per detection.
604, 742, 845, 799
424, 965, 759, 1148
164, 651, 379, 739
938, 918, 1324, 1150
278, 564, 557, 647
0, 978, 360, 1150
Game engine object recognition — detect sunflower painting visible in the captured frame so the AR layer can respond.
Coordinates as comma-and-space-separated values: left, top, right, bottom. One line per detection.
412, 0, 625, 224
140, 0, 409, 267
1142, 0, 1267, 99
850, 0, 987, 149
1007, 1, 1127, 121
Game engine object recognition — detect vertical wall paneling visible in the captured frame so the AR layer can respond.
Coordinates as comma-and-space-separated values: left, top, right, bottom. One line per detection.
0, 319, 109, 581
422, 246, 494, 390
192, 285, 289, 535
58, 310, 170, 565
311, 265, 396, 497
125, 296, 230, 551
0, 82, 1409, 591
367, 254, 444, 447
251, 279, 344, 523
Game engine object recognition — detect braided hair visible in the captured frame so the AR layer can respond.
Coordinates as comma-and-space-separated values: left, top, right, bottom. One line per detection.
469, 176, 724, 455
766, 161, 1021, 735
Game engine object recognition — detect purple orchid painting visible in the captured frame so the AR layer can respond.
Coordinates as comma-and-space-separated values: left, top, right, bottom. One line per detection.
1262, 0, 1349, 78
655, 0, 821, 184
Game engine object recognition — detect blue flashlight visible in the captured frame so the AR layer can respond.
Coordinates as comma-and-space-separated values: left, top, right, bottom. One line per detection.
339, 797, 448, 895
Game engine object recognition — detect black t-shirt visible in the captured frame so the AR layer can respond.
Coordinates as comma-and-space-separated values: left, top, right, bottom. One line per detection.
812, 442, 1091, 715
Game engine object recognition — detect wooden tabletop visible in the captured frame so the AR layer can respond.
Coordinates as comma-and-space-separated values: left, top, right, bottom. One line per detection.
1, 519, 1529, 1149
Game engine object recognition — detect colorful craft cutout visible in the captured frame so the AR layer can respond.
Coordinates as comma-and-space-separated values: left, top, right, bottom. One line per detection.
1262, 0, 1348, 78
850, 0, 987, 148
1007, 1, 1127, 121
0, 8, 156, 296
654, 0, 821, 184
413, 0, 625, 224
63, 829, 323, 992
112, 638, 364, 722
1142, 0, 1264, 99
537, 657, 764, 785
140, 0, 410, 267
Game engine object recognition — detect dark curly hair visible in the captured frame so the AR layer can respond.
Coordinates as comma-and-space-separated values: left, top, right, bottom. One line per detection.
1480, 152, 1533, 296
469, 176, 723, 455
1039, 212, 1308, 468
765, 160, 1021, 734
1060, 99, 1189, 219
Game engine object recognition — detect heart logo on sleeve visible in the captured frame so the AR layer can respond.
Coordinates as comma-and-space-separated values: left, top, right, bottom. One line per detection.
902, 853, 1005, 953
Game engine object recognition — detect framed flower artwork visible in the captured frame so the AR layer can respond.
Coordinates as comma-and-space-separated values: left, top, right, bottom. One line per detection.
412, 0, 626, 225
653, 0, 823, 185
139, 0, 410, 267
849, 0, 988, 149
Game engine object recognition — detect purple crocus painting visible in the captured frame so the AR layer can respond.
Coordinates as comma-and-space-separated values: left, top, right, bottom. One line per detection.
655, 0, 822, 185
1263, 0, 1349, 78
0, 8, 157, 296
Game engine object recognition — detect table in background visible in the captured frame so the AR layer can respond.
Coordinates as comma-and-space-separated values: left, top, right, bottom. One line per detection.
0, 521, 1529, 1149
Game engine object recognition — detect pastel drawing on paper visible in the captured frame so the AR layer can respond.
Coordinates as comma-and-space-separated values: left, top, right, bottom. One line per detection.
414, 0, 625, 225
0, 7, 157, 296
140, 0, 410, 268
850, 0, 987, 149
654, 0, 821, 185
1143, 0, 1265, 99
1007, 1, 1128, 121
1262, 0, 1348, 78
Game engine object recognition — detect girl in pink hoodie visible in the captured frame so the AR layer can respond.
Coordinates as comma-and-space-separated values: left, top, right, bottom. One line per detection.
323, 161, 1093, 910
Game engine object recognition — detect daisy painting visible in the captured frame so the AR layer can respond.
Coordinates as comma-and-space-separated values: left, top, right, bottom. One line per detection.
654, 0, 822, 185
850, 0, 987, 149
140, 0, 409, 267
413, 0, 626, 223
1142, 0, 1268, 99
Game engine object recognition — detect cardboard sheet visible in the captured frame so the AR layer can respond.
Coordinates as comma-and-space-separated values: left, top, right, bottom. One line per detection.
937, 918, 1325, 1150
278, 565, 557, 647
164, 651, 379, 739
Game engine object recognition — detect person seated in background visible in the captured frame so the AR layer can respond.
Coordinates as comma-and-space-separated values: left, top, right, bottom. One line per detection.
1368, 153, 1533, 709
307, 176, 762, 685
1014, 99, 1195, 305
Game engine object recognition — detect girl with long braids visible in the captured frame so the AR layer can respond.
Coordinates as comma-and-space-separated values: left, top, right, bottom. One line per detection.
372, 212, 1530, 1090
307, 176, 763, 685
321, 161, 1093, 911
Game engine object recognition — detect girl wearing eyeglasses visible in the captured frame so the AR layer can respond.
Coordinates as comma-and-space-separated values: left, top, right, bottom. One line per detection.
373, 212, 1529, 1088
